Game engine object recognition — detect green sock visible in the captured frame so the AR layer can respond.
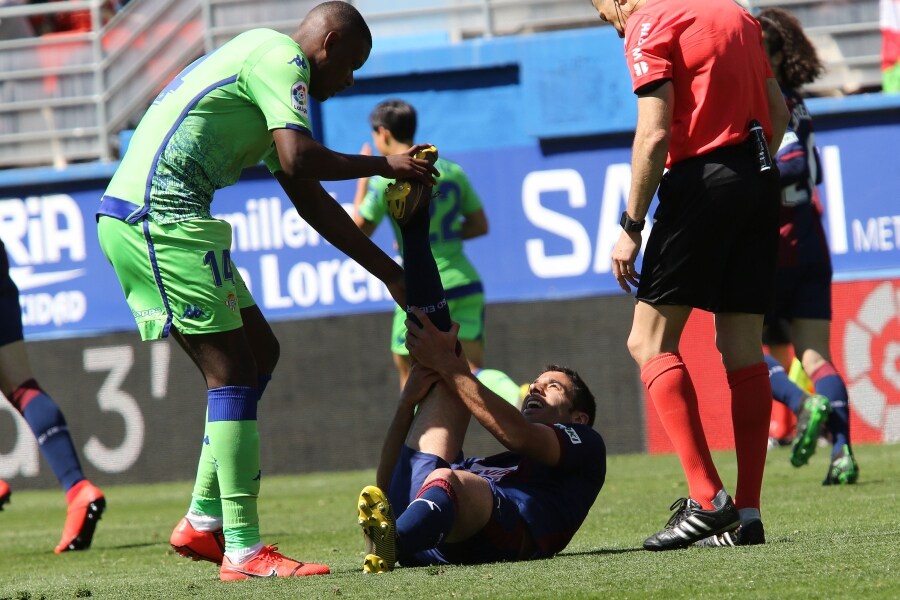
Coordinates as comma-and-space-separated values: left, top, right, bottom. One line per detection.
206, 386, 261, 552
189, 414, 222, 519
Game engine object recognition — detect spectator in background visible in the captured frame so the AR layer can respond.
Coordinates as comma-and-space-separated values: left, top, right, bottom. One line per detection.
353, 99, 489, 390
0, 0, 35, 40
0, 238, 106, 554
756, 7, 859, 488
29, 0, 118, 35
590, 0, 789, 549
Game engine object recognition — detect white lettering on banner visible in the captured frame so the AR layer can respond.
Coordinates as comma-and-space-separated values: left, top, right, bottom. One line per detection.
217, 197, 322, 251
258, 253, 389, 310
821, 145, 848, 255
0, 403, 39, 478
523, 169, 592, 277
0, 195, 86, 264
150, 341, 170, 399
523, 165, 635, 279
0, 195, 89, 329
20, 290, 86, 326
83, 346, 144, 473
852, 216, 900, 252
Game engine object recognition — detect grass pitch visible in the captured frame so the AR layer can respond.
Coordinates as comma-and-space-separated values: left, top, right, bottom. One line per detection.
1, 443, 897, 599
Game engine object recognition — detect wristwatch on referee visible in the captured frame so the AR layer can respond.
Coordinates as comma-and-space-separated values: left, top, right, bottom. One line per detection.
619, 211, 645, 232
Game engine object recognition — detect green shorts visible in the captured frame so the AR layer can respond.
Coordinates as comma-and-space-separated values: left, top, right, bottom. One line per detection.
391, 291, 485, 356
98, 216, 255, 340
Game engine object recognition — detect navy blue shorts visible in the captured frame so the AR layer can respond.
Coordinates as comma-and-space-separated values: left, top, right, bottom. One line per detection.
0, 240, 24, 346
637, 143, 780, 314
762, 262, 833, 345
388, 445, 535, 566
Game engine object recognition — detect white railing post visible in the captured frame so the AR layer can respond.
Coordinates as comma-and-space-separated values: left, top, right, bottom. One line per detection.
483, 0, 494, 38
92, 0, 111, 162
202, 0, 215, 53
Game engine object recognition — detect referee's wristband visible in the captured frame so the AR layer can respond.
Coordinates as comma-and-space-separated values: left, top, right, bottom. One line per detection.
619, 211, 645, 232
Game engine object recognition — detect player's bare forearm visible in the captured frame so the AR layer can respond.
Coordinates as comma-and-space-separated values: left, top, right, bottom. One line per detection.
274, 129, 390, 180
276, 173, 402, 284
629, 89, 672, 220
405, 307, 555, 461
376, 405, 415, 491
446, 370, 562, 465
273, 130, 437, 184
377, 362, 441, 489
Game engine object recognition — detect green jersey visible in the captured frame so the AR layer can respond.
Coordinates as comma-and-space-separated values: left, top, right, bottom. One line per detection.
357, 157, 483, 290
102, 29, 311, 224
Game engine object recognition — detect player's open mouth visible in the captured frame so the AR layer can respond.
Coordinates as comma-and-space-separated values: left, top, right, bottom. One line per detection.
523, 397, 544, 411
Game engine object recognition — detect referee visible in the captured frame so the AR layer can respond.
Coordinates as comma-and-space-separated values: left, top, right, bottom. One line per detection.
589, 0, 790, 549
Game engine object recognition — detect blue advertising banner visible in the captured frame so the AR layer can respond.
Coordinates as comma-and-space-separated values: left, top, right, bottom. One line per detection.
2, 119, 898, 340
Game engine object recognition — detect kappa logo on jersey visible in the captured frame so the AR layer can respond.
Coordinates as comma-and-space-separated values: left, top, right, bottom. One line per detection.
288, 55, 307, 69
182, 304, 205, 319
467, 463, 518, 479
291, 81, 309, 117
555, 424, 582, 445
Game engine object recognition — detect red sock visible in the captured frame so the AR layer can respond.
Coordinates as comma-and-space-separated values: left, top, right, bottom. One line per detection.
728, 362, 772, 511
641, 353, 722, 509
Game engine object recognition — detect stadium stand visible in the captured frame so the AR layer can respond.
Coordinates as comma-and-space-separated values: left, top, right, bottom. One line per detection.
0, 0, 884, 170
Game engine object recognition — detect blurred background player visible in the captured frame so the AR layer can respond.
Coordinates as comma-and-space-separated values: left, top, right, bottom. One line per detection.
0, 238, 105, 554
96, 1, 437, 581
596, 0, 789, 550
356, 169, 605, 572
757, 7, 858, 485
353, 99, 489, 389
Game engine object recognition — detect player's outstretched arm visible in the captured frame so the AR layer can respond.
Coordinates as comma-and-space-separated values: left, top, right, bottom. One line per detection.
375, 362, 441, 490
274, 172, 406, 308
405, 307, 563, 466
273, 129, 437, 184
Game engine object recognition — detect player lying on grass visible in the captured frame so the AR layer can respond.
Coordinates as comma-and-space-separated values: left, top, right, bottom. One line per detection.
355, 167, 606, 571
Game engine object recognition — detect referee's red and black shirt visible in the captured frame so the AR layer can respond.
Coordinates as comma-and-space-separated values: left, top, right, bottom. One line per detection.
624, 0, 775, 167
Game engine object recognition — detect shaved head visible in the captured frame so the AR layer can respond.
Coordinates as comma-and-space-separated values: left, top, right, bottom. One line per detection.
296, 1, 372, 47
293, 1, 373, 102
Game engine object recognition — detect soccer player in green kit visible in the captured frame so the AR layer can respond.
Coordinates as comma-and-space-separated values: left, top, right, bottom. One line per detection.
352, 99, 489, 389
96, 1, 437, 581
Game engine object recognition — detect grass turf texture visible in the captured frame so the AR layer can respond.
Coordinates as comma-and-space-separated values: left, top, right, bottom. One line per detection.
1, 444, 897, 599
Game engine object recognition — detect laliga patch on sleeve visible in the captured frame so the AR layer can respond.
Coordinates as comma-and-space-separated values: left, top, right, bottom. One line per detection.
291, 81, 309, 117
555, 424, 582, 445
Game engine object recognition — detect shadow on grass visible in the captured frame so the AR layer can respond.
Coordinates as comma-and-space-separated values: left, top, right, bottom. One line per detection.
557, 546, 643, 557
105, 541, 163, 551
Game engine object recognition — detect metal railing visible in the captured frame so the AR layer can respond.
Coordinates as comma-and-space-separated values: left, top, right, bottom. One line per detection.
0, 0, 205, 169
747, 0, 882, 95
0, 0, 885, 170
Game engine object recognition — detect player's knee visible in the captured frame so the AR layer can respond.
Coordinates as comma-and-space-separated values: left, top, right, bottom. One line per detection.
422, 468, 460, 496
626, 331, 652, 366
423, 468, 453, 486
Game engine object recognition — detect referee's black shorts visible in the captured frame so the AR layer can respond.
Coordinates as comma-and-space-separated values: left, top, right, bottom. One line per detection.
636, 142, 780, 315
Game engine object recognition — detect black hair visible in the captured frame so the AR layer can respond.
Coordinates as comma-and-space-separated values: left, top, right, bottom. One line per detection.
757, 8, 823, 89
544, 364, 596, 427
369, 99, 417, 143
